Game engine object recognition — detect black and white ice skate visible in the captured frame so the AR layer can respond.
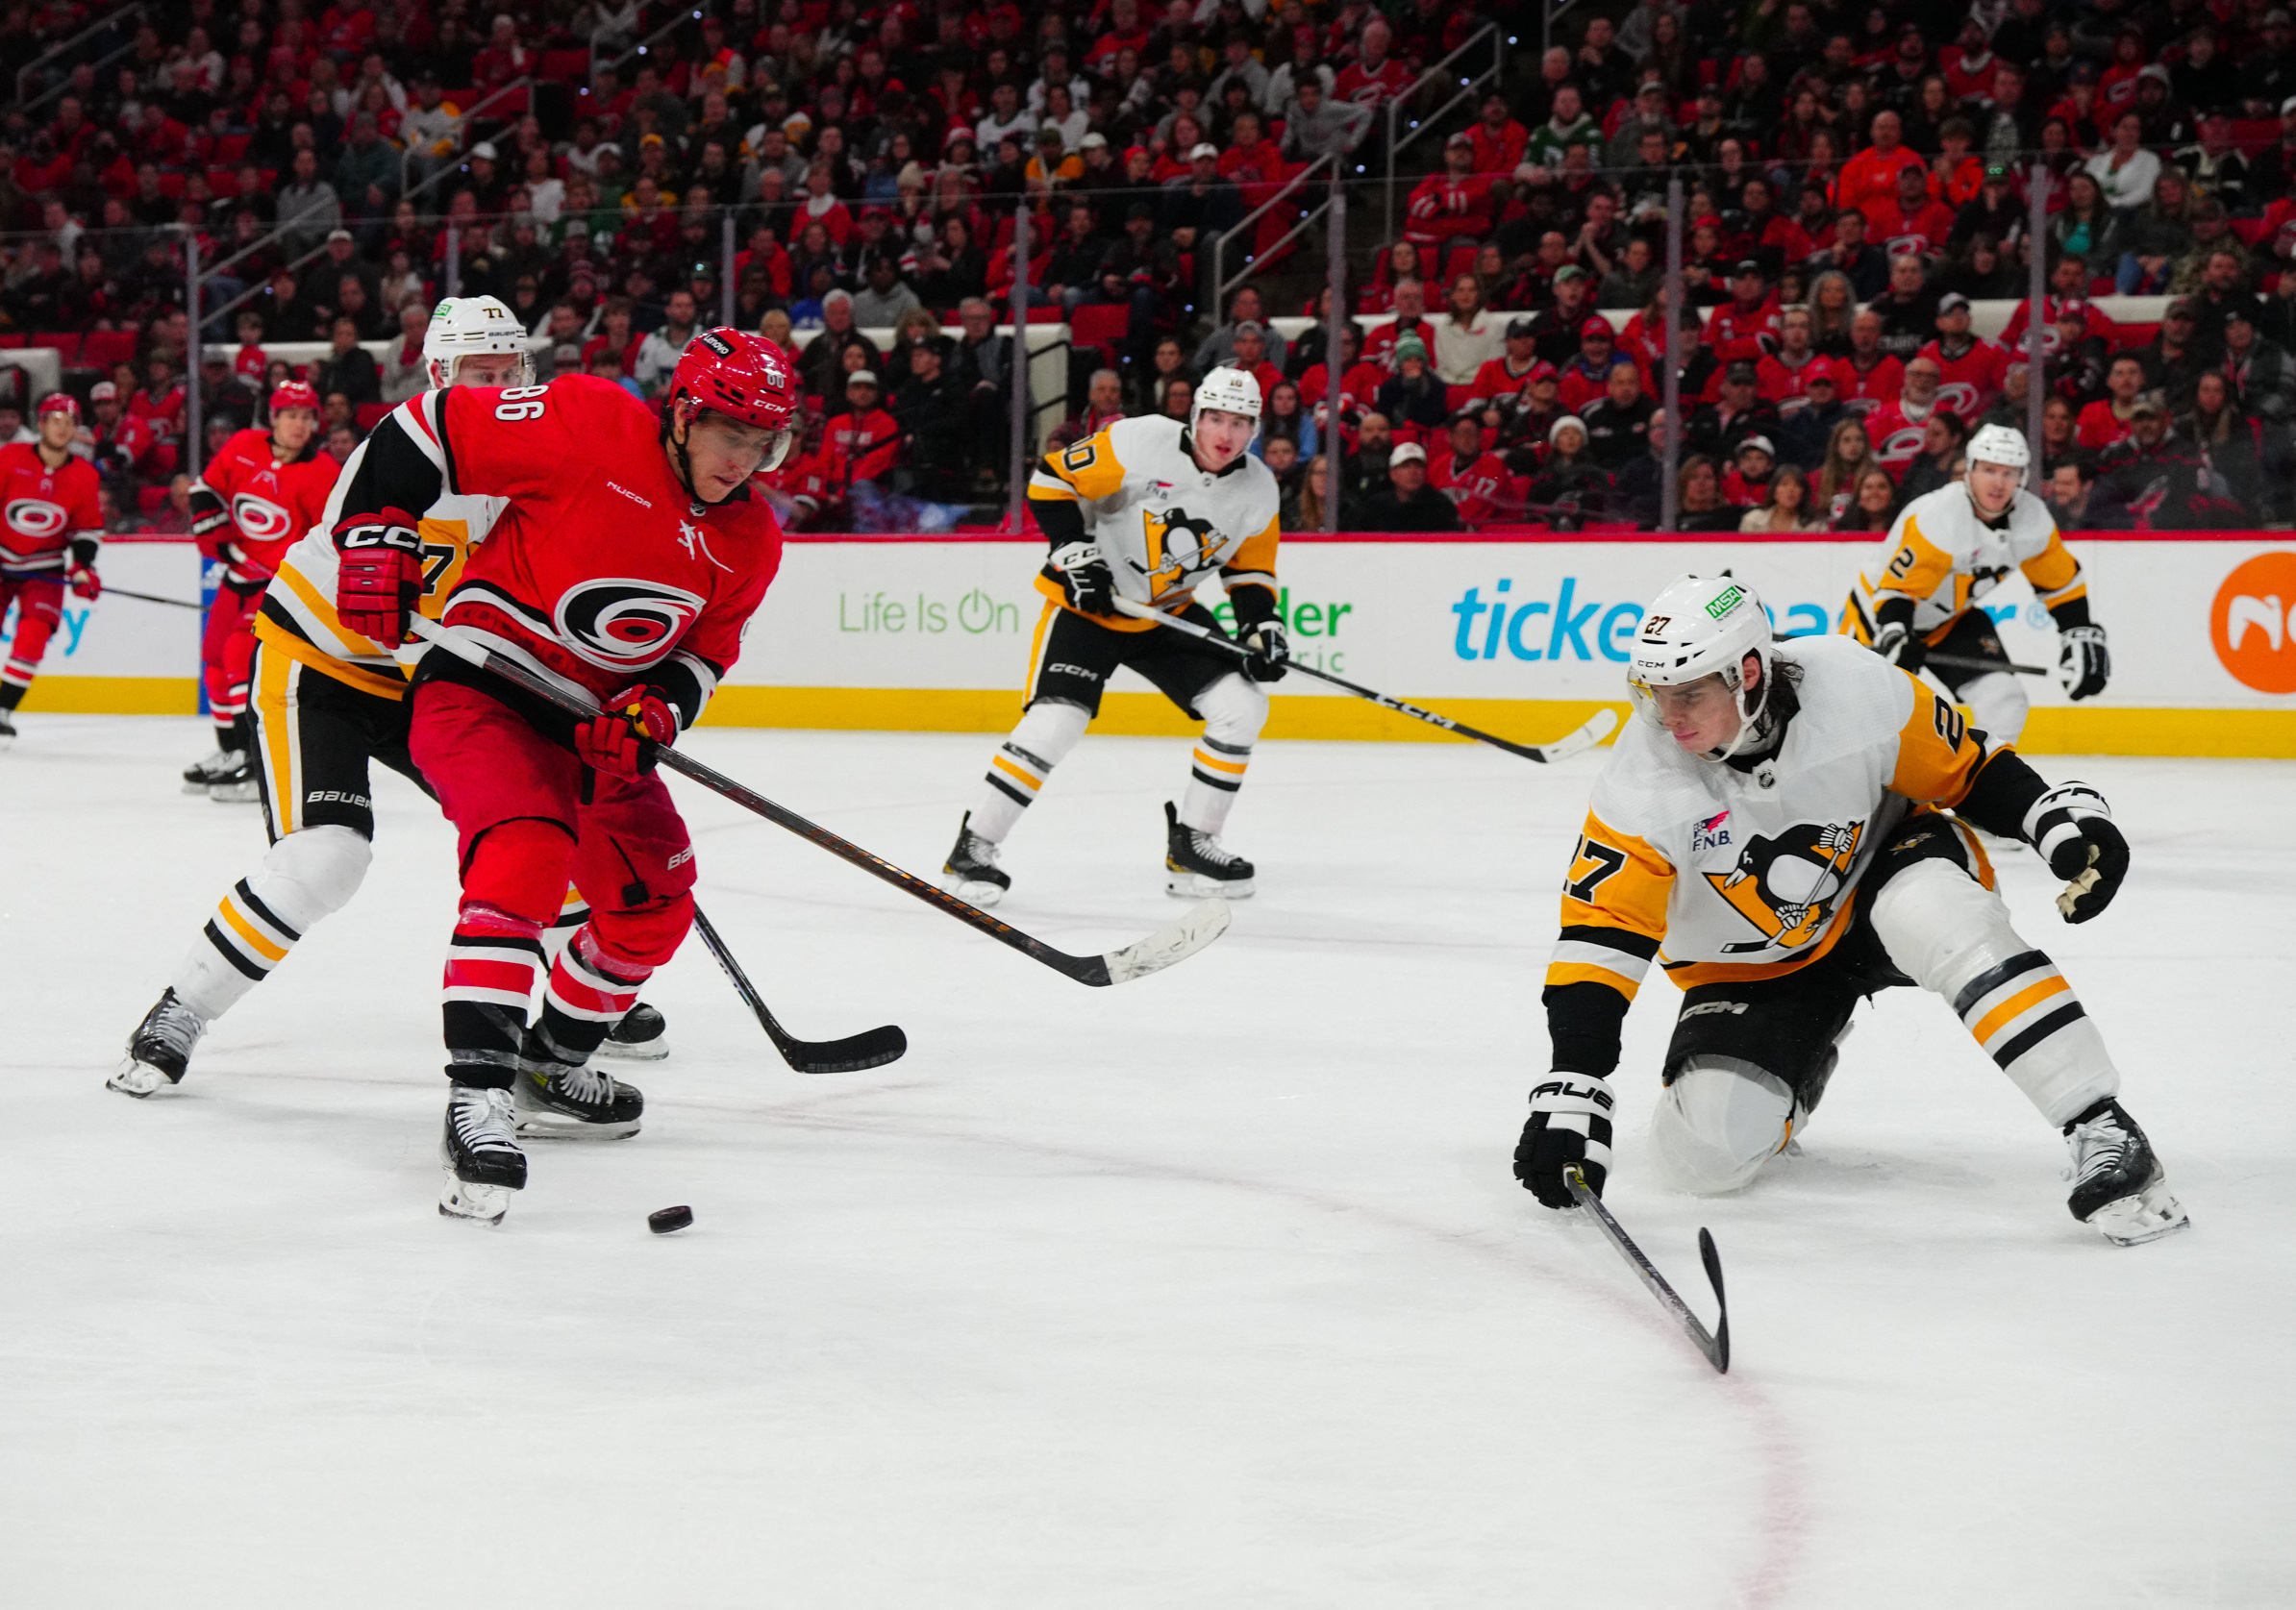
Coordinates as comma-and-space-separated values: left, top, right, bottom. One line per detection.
440, 1084, 527, 1223
182, 748, 237, 794
109, 987, 208, 1098
512, 1059, 644, 1140
939, 811, 1011, 907
594, 1001, 670, 1062
0, 708, 16, 750
2063, 1098, 2189, 1246
208, 752, 260, 804
1163, 801, 1255, 900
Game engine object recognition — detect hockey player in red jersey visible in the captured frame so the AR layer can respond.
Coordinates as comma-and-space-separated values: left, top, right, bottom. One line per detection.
324, 329, 796, 1222
0, 393, 104, 745
185, 382, 338, 799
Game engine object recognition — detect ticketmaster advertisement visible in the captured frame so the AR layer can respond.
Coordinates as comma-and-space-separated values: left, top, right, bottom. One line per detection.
19, 534, 2296, 754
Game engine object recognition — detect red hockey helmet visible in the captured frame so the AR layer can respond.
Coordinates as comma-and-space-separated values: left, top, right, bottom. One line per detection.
270, 380, 321, 415
37, 391, 80, 421
667, 328, 798, 474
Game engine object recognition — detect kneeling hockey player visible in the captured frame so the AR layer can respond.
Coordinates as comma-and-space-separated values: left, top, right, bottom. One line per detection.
1842, 423, 2108, 749
941, 366, 1285, 903
1516, 574, 2185, 1246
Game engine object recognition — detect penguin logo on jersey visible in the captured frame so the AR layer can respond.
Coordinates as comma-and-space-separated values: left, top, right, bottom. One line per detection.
1140, 507, 1222, 593
4, 497, 66, 538
231, 491, 294, 543
553, 578, 707, 671
1704, 820, 1866, 951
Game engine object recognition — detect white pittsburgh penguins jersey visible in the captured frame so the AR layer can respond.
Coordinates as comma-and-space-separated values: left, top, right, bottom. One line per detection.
1549, 635, 1995, 1002
255, 427, 508, 699
1028, 414, 1281, 629
1844, 483, 2085, 642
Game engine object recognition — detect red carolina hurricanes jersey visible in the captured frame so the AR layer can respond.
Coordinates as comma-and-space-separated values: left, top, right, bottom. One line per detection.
195, 428, 340, 583
1430, 448, 1518, 524
0, 443, 103, 578
400, 375, 782, 708
1866, 398, 1942, 476
1707, 298, 1783, 365
1916, 336, 2011, 420
1834, 353, 1907, 417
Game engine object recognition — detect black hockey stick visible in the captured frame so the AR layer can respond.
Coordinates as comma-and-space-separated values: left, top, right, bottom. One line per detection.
690, 903, 907, 1074
1564, 1165, 1730, 1375
408, 618, 1230, 987
1926, 651, 2050, 677
102, 585, 203, 610
1111, 597, 1618, 762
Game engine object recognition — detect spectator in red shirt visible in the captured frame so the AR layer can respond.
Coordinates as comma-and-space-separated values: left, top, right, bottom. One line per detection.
1335, 18, 1414, 108
1918, 293, 2012, 419
1558, 318, 1631, 412
1868, 164, 1958, 259
1708, 261, 1784, 366
1836, 310, 1908, 417
2077, 355, 2150, 451
1721, 434, 1779, 506
1867, 354, 1951, 476
1404, 134, 1498, 248
1430, 412, 1516, 524
1468, 90, 1529, 174
1758, 308, 1833, 415
1472, 316, 1546, 401
1838, 110, 1930, 227
1226, 322, 1285, 402
828, 370, 903, 486
1362, 278, 1438, 369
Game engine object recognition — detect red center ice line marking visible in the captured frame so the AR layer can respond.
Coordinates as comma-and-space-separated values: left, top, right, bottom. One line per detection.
749, 1097, 1809, 1609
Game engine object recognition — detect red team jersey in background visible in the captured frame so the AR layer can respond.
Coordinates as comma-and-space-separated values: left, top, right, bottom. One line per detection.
1918, 336, 2011, 419
401, 376, 783, 709
0, 444, 103, 577
195, 429, 340, 583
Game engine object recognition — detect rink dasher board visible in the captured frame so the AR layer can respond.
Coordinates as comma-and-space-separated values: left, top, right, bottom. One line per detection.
19, 532, 2296, 757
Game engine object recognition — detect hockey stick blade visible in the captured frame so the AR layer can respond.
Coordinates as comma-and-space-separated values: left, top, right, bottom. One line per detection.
1564, 1165, 1730, 1374
1111, 596, 1616, 762
408, 618, 1230, 988
691, 904, 907, 1075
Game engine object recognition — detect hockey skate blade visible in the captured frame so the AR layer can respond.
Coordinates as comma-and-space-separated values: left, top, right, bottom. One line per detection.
1102, 899, 1233, 984
106, 1060, 176, 1098
593, 1034, 669, 1063
2086, 1177, 2191, 1247
438, 1176, 515, 1224
939, 873, 1007, 908
512, 1109, 641, 1142
1165, 870, 1254, 901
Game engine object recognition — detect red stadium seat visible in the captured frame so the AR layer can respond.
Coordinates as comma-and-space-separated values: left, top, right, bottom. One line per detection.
29, 334, 81, 360
1068, 302, 1129, 363
81, 330, 139, 367
1028, 306, 1062, 322
0, 334, 25, 348
1442, 242, 1480, 282
206, 164, 239, 197
1444, 384, 1477, 412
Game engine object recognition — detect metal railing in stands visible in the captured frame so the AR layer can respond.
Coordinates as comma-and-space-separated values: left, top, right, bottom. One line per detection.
12, 0, 143, 110
600, 5, 707, 76
1380, 22, 1506, 245
1208, 153, 1336, 310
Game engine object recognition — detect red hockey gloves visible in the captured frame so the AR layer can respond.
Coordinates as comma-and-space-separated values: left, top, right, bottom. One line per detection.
65, 541, 101, 601
333, 508, 425, 648
1515, 1072, 1616, 1209
574, 685, 679, 777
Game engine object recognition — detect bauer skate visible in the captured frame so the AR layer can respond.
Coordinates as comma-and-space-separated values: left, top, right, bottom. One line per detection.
940, 811, 1011, 906
109, 987, 208, 1097
182, 747, 237, 794
2062, 1099, 2189, 1246
512, 1055, 643, 1140
593, 1001, 669, 1062
440, 1084, 526, 1223
1163, 801, 1255, 899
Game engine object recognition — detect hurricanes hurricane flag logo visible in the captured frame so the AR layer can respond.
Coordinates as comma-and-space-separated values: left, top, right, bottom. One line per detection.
1704, 820, 1865, 951
553, 577, 706, 671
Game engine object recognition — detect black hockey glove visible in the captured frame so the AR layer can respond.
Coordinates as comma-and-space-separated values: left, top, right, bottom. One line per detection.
1049, 539, 1113, 615
1514, 1072, 1616, 1209
2057, 624, 2110, 702
1241, 620, 1289, 682
1870, 607, 1926, 678
2024, 780, 2128, 923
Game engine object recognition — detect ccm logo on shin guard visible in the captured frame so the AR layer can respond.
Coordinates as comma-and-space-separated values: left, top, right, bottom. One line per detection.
1681, 1000, 1750, 1019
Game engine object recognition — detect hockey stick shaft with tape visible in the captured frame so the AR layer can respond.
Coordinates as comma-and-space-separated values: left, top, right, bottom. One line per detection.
408, 617, 1228, 987
1925, 651, 2049, 677
104, 585, 204, 610
1111, 597, 1617, 762
690, 903, 907, 1074
1564, 1165, 1731, 1375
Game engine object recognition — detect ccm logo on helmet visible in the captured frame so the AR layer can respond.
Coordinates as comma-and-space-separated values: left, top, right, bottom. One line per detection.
553, 578, 705, 670
232, 492, 295, 543
5, 497, 67, 538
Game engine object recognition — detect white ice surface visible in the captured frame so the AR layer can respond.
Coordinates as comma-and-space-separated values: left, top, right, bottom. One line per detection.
3, 715, 2292, 1609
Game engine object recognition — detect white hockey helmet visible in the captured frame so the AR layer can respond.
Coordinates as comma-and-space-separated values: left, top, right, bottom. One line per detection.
1190, 363, 1263, 442
1966, 422, 2032, 471
1628, 574, 1776, 760
423, 295, 535, 388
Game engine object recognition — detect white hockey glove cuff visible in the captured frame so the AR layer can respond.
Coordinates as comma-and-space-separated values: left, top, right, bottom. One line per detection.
1515, 1072, 1617, 1209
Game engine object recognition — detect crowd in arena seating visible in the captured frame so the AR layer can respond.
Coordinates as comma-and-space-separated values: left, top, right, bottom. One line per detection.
2, 0, 2292, 531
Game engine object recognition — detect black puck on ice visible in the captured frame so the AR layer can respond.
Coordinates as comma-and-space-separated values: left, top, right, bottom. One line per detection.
648, 1204, 694, 1234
